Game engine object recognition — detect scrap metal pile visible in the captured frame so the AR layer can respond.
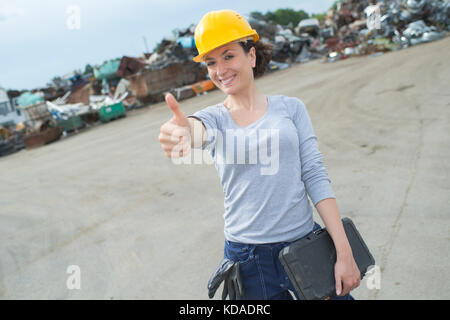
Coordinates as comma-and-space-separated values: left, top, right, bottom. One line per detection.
322, 0, 449, 61
122, 26, 210, 104
248, 0, 449, 64
2, 1, 448, 156
1, 25, 212, 155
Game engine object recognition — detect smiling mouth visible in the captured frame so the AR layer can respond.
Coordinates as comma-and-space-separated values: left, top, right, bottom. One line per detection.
220, 75, 236, 86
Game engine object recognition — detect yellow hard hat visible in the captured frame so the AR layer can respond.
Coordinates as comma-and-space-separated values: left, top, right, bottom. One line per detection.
193, 10, 259, 62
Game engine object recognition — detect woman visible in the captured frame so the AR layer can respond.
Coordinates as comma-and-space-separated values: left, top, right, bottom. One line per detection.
158, 9, 360, 300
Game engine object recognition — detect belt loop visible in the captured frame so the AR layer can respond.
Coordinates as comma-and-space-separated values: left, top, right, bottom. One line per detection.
248, 244, 256, 259
313, 221, 322, 232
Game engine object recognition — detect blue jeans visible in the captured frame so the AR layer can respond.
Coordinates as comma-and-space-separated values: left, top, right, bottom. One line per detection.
223, 222, 354, 300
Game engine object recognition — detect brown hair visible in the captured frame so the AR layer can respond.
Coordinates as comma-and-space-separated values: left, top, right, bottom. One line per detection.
239, 40, 273, 78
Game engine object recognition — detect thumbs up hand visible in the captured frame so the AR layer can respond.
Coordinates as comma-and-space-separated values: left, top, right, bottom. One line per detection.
159, 93, 192, 158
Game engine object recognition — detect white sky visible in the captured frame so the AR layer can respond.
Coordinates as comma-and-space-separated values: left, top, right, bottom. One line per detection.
0, 0, 336, 90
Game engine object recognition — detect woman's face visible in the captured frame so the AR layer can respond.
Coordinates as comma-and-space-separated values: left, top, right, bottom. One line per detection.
204, 42, 256, 95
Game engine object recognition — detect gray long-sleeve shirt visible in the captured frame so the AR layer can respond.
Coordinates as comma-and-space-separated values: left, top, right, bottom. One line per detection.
187, 95, 335, 244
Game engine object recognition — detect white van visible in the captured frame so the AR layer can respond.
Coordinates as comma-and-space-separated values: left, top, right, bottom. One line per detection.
0, 87, 26, 128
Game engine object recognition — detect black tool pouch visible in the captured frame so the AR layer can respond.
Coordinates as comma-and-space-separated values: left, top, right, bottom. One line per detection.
279, 217, 375, 300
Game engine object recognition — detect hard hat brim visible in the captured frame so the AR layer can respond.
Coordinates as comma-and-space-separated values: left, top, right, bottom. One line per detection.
193, 32, 259, 63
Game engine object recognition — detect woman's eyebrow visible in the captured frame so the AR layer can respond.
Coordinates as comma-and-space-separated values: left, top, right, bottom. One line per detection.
205, 49, 233, 61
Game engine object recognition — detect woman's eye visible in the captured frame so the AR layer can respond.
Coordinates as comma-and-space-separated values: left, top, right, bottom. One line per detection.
207, 61, 215, 66
225, 55, 233, 60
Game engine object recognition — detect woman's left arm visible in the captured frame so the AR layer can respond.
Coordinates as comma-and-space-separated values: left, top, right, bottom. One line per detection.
315, 198, 361, 297
292, 98, 360, 296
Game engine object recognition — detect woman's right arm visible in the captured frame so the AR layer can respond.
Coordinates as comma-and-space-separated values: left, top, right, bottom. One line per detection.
159, 93, 207, 158
187, 117, 207, 149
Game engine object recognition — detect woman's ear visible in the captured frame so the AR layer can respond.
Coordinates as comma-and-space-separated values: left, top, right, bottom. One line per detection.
250, 46, 256, 68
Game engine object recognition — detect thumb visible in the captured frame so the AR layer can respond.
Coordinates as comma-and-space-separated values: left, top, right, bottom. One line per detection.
165, 93, 189, 127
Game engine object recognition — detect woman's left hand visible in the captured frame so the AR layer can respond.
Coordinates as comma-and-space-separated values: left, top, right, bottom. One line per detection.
334, 253, 361, 297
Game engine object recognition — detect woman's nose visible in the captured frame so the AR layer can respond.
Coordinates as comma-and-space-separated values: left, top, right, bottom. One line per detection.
216, 60, 227, 77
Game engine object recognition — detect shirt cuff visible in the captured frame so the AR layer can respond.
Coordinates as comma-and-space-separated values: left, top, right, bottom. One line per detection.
187, 115, 214, 150
306, 179, 336, 206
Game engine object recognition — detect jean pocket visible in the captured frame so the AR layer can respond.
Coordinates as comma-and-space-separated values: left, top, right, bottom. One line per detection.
224, 242, 255, 265
238, 254, 267, 300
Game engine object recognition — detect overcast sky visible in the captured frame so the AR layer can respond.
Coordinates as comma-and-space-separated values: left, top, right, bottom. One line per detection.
0, 0, 335, 90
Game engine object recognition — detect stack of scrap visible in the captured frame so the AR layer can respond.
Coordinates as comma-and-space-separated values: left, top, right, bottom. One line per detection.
127, 61, 207, 103
22, 119, 62, 149
116, 56, 148, 78
246, 0, 448, 65
16, 91, 44, 108
94, 59, 121, 80
66, 83, 91, 106
0, 126, 25, 156
7, 0, 447, 128
19, 102, 52, 127
322, 0, 449, 62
